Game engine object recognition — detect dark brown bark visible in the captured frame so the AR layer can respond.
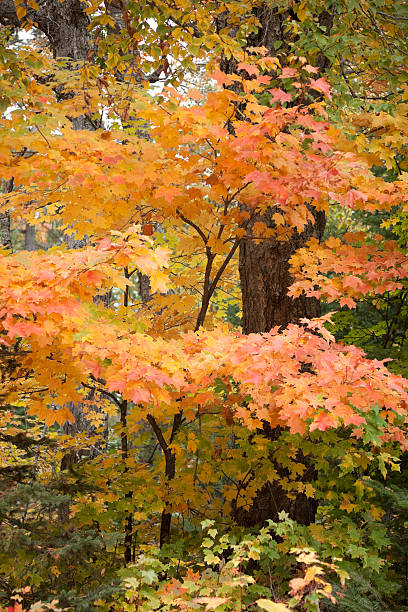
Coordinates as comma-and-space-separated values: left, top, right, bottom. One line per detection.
227, 4, 332, 528
60, 394, 105, 471
232, 425, 317, 527
237, 4, 331, 335
234, 479, 317, 526
240, 207, 326, 334
147, 412, 183, 547
216, 4, 332, 334
120, 399, 133, 564
119, 274, 134, 563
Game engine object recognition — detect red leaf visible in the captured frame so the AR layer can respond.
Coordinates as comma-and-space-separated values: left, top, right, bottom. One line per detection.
269, 88, 292, 103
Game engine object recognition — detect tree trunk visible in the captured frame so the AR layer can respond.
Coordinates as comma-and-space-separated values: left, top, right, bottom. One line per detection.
232, 425, 318, 527
0, 177, 13, 251
24, 224, 36, 251
232, 4, 332, 528
240, 208, 326, 333
138, 271, 151, 304
0, 0, 89, 62
236, 4, 332, 334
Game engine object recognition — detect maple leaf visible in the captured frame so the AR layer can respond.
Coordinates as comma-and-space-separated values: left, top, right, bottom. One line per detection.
279, 66, 298, 79
156, 185, 182, 203
309, 77, 332, 100
303, 64, 319, 74
339, 296, 357, 308
210, 69, 234, 86
309, 412, 339, 432
269, 88, 292, 104
237, 62, 260, 76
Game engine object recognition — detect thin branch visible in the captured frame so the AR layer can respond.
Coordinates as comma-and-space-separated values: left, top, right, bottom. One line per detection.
36, 126, 51, 147
81, 381, 123, 408
177, 209, 208, 244
147, 413, 168, 452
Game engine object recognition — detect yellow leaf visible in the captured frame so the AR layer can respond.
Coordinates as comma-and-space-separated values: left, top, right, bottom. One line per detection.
257, 600, 290, 611
273, 212, 285, 226
296, 2, 310, 21
194, 597, 230, 610
305, 483, 315, 498
248, 548, 260, 560
16, 4, 27, 19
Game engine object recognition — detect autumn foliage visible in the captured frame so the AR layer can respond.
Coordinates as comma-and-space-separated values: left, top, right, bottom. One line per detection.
1, 1, 408, 610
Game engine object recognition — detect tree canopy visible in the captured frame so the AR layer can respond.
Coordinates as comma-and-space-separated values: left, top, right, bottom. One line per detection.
1, 1, 408, 611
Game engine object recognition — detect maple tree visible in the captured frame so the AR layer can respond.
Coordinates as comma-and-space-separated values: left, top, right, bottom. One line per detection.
0, 0, 408, 610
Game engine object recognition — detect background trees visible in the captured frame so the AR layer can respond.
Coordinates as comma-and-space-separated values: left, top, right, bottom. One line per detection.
1, 1, 408, 610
